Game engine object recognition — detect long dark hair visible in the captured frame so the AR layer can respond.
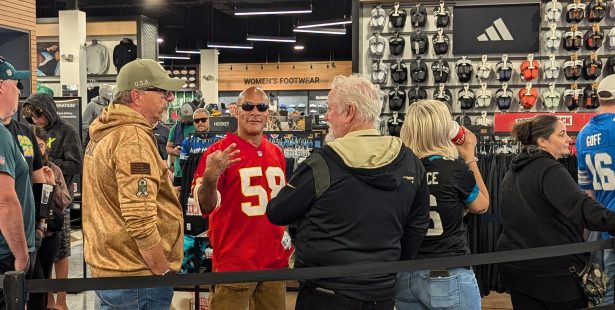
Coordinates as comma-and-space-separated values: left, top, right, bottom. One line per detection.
512, 115, 560, 147
33, 126, 50, 166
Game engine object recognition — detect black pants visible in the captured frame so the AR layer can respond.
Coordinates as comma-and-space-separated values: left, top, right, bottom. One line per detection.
0, 252, 37, 309
295, 286, 394, 310
510, 289, 588, 310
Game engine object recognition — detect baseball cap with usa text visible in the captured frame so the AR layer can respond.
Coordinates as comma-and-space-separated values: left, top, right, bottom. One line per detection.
0, 56, 30, 81
115, 59, 185, 92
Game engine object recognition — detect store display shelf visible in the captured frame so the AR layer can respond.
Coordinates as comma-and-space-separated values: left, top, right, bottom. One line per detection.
375, 53, 615, 64
378, 82, 599, 89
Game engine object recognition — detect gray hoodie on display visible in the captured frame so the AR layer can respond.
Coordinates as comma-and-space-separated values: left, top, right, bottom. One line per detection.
83, 96, 109, 137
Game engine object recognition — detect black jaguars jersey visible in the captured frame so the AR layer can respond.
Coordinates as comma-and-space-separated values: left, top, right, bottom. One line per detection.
417, 156, 479, 259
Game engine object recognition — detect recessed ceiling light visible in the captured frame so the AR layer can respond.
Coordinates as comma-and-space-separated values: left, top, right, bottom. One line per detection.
294, 45, 305, 50
157, 38, 164, 43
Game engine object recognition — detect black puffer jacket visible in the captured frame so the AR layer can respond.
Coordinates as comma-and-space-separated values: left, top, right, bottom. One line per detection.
23, 93, 83, 193
497, 149, 615, 301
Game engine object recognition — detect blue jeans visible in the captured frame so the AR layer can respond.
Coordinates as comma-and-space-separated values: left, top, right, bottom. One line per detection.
96, 286, 173, 310
602, 248, 615, 305
395, 267, 481, 310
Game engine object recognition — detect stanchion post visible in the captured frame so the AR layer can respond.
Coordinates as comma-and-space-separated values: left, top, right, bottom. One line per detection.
3, 271, 26, 310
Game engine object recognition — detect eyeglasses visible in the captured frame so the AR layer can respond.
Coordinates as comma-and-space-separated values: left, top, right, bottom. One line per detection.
194, 117, 208, 124
598, 90, 615, 100
22, 105, 44, 118
142, 87, 173, 99
241, 102, 269, 112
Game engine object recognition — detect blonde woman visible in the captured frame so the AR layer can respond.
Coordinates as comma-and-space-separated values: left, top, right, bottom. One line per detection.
396, 100, 489, 310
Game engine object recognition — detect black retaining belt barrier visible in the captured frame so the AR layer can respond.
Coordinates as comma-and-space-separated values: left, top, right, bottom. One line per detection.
11, 239, 613, 293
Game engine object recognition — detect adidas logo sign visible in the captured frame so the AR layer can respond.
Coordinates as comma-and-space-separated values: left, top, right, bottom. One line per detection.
477, 18, 514, 42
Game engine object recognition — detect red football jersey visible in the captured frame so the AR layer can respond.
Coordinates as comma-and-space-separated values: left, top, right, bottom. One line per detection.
192, 133, 291, 272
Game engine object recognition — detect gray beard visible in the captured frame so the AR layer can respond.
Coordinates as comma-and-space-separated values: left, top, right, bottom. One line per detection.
324, 132, 337, 144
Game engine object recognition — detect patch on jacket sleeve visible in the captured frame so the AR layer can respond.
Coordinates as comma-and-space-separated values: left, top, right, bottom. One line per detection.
130, 162, 151, 175
136, 178, 149, 197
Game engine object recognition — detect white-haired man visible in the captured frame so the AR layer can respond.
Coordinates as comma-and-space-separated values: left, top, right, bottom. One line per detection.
267, 74, 431, 309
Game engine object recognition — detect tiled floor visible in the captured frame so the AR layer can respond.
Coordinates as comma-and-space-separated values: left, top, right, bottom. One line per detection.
62, 230, 512, 309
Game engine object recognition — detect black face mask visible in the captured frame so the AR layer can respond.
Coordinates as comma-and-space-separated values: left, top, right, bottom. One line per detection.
410, 5, 427, 27
389, 36, 405, 56
391, 62, 408, 84
584, 29, 604, 50
432, 61, 450, 83
433, 88, 453, 106
432, 34, 450, 55
456, 63, 473, 83
388, 89, 406, 111
587, 1, 606, 23
410, 61, 428, 83
583, 85, 600, 109
389, 8, 407, 28
410, 32, 428, 55
408, 87, 427, 105
434, 6, 451, 27
583, 57, 603, 80
387, 114, 405, 137
566, 5, 585, 23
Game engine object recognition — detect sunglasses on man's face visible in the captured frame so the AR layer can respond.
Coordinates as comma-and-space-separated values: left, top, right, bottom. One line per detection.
241, 102, 269, 112
598, 90, 615, 101
142, 87, 173, 99
194, 117, 208, 124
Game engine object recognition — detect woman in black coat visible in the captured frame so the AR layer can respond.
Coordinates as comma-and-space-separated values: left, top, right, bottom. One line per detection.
497, 115, 615, 309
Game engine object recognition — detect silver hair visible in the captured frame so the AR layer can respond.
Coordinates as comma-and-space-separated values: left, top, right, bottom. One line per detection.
112, 90, 133, 105
329, 74, 382, 128
193, 108, 210, 118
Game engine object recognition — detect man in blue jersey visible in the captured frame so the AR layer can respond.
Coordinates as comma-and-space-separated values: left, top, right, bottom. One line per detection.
577, 74, 615, 304
179, 108, 215, 163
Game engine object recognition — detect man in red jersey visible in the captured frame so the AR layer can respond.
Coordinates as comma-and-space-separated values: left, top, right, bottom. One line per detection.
192, 86, 292, 310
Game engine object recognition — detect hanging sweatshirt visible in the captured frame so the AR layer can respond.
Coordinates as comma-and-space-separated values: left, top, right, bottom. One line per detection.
85, 43, 110, 74
113, 39, 137, 72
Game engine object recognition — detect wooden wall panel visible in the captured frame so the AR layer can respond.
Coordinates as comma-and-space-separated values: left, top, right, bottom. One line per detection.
0, 0, 37, 93
37, 21, 138, 38
218, 61, 352, 91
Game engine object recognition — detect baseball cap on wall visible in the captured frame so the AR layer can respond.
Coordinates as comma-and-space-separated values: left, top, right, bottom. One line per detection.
597, 75, 615, 100
115, 59, 185, 92
0, 56, 30, 81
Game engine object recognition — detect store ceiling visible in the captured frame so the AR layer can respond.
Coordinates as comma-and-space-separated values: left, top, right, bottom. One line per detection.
35, 0, 352, 64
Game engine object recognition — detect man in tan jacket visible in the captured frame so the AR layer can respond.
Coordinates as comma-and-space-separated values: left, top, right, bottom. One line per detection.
82, 59, 184, 309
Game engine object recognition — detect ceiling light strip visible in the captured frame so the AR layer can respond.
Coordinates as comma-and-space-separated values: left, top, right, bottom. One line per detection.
246, 35, 296, 43
175, 49, 202, 54
235, 8, 312, 16
293, 28, 346, 35
296, 19, 352, 29
158, 55, 191, 60
207, 42, 254, 50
